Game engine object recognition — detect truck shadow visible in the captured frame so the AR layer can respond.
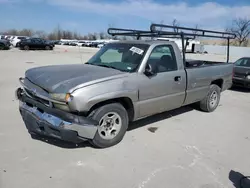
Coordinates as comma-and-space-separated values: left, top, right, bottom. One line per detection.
30, 105, 194, 148
128, 105, 194, 131
229, 170, 250, 188
30, 134, 92, 149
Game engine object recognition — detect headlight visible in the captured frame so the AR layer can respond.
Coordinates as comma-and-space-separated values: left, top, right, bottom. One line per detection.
49, 93, 73, 102
246, 75, 250, 80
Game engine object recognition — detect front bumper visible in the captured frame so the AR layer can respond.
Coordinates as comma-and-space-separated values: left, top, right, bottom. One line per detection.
16, 88, 98, 143
232, 77, 250, 88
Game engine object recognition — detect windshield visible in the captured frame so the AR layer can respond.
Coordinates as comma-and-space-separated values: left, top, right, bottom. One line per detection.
235, 58, 250, 67
87, 43, 149, 72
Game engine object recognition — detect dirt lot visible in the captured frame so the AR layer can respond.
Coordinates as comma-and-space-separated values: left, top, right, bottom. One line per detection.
0, 46, 249, 188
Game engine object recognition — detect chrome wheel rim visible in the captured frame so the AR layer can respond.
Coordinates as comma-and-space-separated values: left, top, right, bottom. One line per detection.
209, 91, 218, 108
98, 112, 122, 140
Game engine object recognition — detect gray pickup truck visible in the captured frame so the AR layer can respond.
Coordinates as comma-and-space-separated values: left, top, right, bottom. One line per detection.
16, 39, 233, 148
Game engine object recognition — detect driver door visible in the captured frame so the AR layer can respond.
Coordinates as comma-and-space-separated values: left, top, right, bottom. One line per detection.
30, 39, 41, 49
138, 45, 186, 118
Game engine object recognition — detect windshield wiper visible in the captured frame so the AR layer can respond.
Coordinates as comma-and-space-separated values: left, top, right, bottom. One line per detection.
95, 64, 121, 71
85, 62, 122, 71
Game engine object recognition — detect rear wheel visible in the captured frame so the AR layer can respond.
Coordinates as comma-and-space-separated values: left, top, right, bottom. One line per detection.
199, 84, 221, 112
24, 45, 29, 50
88, 103, 129, 148
45, 46, 51, 50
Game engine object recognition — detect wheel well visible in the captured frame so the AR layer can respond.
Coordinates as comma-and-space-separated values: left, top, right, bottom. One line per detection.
88, 97, 135, 121
211, 79, 223, 89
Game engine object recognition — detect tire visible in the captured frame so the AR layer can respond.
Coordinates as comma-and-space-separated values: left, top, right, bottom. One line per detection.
45, 46, 50, 50
24, 45, 29, 50
88, 103, 129, 148
199, 84, 221, 112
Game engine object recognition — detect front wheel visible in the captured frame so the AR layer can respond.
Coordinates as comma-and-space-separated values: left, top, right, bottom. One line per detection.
45, 46, 51, 50
88, 103, 129, 148
199, 84, 221, 112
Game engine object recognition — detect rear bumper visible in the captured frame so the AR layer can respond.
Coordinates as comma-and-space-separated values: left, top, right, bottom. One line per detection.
232, 77, 250, 88
0, 45, 10, 50
16, 88, 98, 143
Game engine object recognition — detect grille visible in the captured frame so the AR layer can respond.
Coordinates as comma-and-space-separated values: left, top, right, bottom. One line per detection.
24, 88, 50, 106
234, 73, 246, 79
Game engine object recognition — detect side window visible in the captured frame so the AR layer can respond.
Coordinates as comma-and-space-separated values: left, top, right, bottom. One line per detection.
147, 45, 178, 73
33, 39, 41, 43
37, 39, 42, 43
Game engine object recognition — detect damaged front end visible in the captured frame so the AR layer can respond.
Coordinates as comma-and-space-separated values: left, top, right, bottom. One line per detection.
16, 78, 98, 143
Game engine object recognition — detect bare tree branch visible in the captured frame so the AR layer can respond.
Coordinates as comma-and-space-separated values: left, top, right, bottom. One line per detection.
227, 18, 250, 46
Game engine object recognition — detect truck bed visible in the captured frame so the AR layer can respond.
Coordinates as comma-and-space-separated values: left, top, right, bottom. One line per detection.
186, 60, 230, 68
183, 60, 233, 106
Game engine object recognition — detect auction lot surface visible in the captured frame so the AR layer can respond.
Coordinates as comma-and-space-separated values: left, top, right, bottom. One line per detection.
0, 46, 250, 188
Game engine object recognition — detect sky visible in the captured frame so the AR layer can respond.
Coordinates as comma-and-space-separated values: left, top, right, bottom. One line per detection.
0, 0, 250, 34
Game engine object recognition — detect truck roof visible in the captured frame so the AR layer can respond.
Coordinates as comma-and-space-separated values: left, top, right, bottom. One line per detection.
109, 40, 176, 45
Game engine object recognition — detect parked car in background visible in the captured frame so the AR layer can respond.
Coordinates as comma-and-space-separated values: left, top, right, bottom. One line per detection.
0, 39, 11, 50
97, 42, 106, 48
90, 41, 98, 47
46, 40, 55, 47
11, 36, 29, 47
232, 57, 250, 88
76, 41, 85, 46
16, 37, 30, 47
69, 42, 77, 46
19, 38, 54, 50
0, 35, 13, 40
83, 41, 92, 47
53, 40, 62, 45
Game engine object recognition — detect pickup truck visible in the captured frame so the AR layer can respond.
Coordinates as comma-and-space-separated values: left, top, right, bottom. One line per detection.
16, 40, 233, 148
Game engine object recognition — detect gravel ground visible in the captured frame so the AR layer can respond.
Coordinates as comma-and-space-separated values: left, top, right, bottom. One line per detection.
0, 46, 249, 188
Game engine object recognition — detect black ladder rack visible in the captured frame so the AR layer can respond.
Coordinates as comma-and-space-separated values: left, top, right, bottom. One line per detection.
107, 23, 236, 63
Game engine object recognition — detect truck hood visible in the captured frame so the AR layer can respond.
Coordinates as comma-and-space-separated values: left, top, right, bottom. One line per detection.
25, 64, 127, 93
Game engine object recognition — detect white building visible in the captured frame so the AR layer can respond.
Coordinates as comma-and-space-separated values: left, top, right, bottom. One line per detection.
156, 37, 201, 53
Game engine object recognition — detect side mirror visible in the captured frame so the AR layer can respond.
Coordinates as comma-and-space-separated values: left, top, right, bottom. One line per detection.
144, 63, 157, 76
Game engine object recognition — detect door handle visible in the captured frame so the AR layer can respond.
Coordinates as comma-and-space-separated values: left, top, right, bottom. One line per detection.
174, 76, 182, 82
